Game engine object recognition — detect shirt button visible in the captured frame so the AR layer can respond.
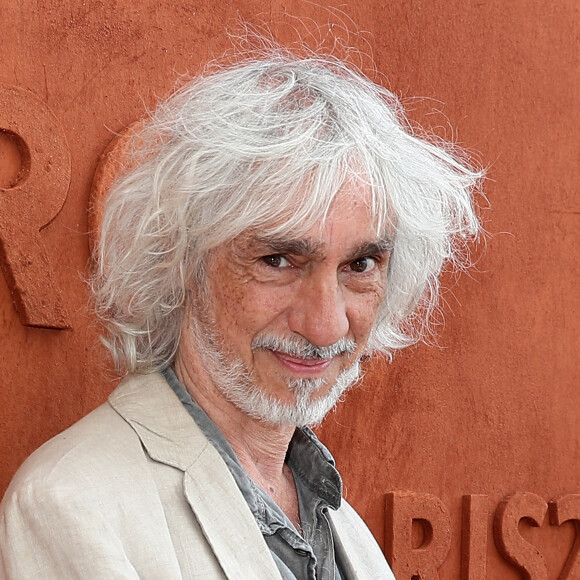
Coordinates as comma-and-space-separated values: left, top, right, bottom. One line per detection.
295, 549, 309, 557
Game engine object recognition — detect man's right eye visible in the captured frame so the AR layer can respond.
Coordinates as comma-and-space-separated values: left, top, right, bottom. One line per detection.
261, 255, 291, 268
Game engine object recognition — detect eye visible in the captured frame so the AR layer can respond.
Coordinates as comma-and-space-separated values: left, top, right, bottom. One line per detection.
348, 256, 378, 273
261, 254, 291, 268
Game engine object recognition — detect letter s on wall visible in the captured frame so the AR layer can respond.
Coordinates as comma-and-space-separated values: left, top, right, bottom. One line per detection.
0, 83, 71, 329
494, 491, 548, 580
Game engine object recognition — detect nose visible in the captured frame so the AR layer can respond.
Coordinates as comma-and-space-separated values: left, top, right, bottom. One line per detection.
287, 273, 350, 348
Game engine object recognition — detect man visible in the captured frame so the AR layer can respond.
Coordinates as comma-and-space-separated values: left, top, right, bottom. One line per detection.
0, 49, 481, 578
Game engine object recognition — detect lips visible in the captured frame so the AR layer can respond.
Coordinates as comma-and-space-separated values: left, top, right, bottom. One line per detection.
271, 351, 334, 374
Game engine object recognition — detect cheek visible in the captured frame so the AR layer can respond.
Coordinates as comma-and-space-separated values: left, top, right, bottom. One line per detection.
211, 282, 288, 342
349, 290, 385, 338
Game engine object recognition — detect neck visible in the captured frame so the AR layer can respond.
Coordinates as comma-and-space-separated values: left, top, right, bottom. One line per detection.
174, 348, 302, 529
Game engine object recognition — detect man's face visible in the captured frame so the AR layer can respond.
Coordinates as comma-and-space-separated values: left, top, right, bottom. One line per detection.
195, 186, 392, 425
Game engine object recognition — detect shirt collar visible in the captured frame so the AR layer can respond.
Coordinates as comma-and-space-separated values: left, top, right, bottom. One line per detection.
162, 367, 342, 513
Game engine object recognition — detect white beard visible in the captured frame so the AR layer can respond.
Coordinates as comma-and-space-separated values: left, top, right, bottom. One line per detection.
188, 311, 361, 427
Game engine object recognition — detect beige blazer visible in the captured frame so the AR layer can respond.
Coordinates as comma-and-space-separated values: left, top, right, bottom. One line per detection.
0, 373, 395, 579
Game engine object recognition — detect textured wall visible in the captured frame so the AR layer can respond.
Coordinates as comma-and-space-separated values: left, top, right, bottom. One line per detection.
1, 1, 578, 577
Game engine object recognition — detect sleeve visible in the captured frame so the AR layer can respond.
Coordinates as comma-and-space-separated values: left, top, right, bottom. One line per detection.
0, 476, 141, 580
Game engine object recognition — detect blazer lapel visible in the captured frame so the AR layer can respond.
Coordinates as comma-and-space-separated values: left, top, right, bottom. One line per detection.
109, 373, 282, 579
183, 443, 282, 579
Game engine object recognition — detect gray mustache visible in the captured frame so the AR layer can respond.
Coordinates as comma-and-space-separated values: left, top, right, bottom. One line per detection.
251, 335, 357, 359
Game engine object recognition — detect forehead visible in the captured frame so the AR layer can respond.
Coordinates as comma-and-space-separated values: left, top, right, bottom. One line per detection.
236, 196, 394, 258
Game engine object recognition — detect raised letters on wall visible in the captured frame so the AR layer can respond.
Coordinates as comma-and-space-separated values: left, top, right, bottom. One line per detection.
0, 83, 71, 329
386, 491, 580, 579
386, 491, 452, 580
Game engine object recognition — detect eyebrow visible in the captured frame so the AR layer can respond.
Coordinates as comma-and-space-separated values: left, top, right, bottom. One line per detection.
347, 238, 395, 260
254, 235, 394, 260
254, 237, 325, 259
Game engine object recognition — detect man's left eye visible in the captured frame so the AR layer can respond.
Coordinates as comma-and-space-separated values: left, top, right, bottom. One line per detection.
349, 257, 378, 273
261, 254, 291, 268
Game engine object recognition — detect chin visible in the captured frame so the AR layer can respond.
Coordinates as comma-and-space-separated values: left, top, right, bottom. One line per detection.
188, 313, 362, 426
228, 361, 362, 427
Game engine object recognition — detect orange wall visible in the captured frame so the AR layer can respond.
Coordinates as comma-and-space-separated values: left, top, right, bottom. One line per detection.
1, 2, 578, 577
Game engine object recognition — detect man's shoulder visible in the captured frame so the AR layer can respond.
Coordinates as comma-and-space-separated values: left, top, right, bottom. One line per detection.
2, 373, 171, 505
1, 371, 207, 506
3, 400, 143, 501
0, 380, 206, 580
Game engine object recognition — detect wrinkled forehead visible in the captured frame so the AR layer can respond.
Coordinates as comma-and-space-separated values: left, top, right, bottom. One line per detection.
230, 188, 396, 259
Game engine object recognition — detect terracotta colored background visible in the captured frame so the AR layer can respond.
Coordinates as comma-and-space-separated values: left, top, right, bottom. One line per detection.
1, 1, 578, 577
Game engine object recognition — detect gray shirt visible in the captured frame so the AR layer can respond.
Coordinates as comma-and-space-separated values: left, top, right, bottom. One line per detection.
163, 368, 344, 580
